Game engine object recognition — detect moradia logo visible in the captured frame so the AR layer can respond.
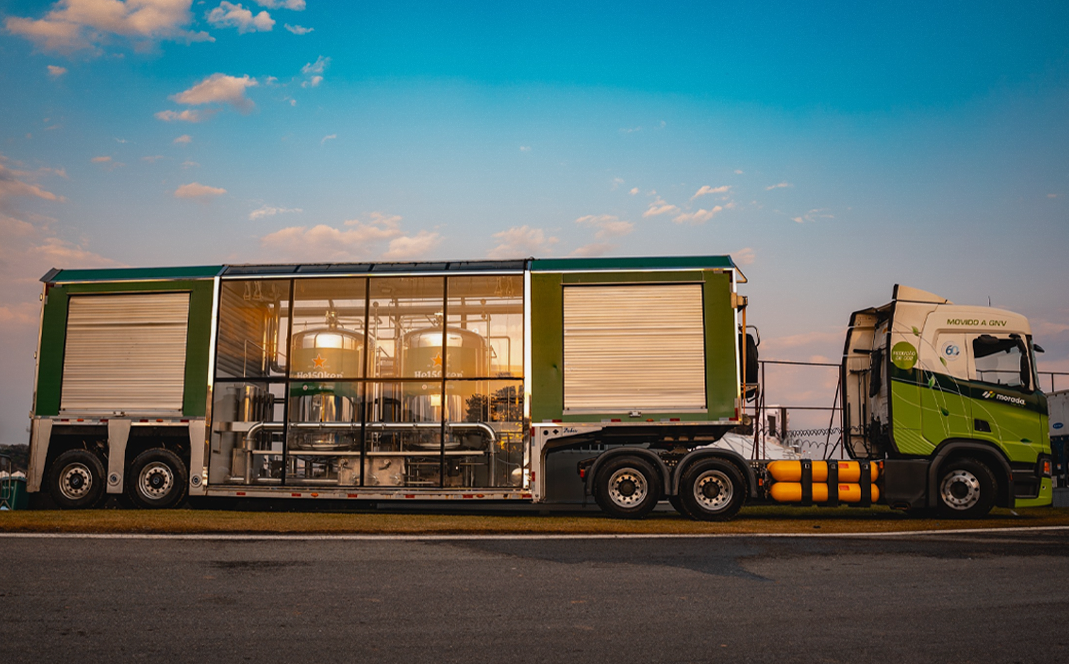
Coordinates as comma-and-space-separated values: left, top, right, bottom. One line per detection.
982, 390, 1026, 407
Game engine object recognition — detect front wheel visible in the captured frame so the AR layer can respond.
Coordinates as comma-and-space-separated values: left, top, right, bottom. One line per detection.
48, 449, 107, 509
594, 456, 662, 519
936, 457, 996, 519
126, 448, 189, 509
678, 458, 746, 521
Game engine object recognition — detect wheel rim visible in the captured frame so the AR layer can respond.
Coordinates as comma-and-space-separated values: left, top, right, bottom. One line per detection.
138, 461, 174, 500
607, 467, 648, 508
692, 469, 733, 512
940, 469, 981, 510
59, 463, 93, 501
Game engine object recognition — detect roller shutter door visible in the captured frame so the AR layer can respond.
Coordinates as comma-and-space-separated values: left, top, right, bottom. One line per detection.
60, 293, 191, 414
563, 284, 706, 412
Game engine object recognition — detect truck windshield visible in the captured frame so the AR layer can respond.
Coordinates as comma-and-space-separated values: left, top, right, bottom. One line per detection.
972, 334, 1031, 391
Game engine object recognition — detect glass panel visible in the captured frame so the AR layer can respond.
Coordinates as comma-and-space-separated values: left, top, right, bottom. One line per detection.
286, 380, 363, 486
446, 379, 525, 488
290, 278, 368, 380
216, 280, 291, 379
365, 381, 442, 487
208, 382, 286, 485
368, 277, 445, 379
972, 334, 1028, 389
446, 275, 524, 378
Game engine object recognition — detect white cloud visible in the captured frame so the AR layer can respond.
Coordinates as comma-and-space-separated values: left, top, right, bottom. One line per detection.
766, 182, 793, 190
691, 185, 731, 200
90, 156, 111, 163
791, 208, 833, 224
673, 206, 723, 225
383, 231, 442, 260
642, 197, 679, 218
284, 23, 312, 34
254, 0, 305, 8
173, 134, 192, 144
174, 182, 226, 198
47, 65, 67, 77
1049, 193, 1060, 199
260, 213, 436, 262
4, 0, 212, 55
171, 73, 258, 112
181, 160, 199, 168
301, 55, 330, 87
734, 169, 744, 175
570, 242, 615, 257
249, 205, 302, 220
629, 187, 639, 195
731, 247, 756, 265
141, 155, 165, 163
206, 2, 274, 33
155, 109, 213, 123
321, 134, 337, 145
575, 214, 634, 239
0, 161, 65, 204
487, 225, 559, 259
519, 146, 531, 152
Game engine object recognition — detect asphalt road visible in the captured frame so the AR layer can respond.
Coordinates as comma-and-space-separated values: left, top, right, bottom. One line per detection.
2, 529, 1068, 663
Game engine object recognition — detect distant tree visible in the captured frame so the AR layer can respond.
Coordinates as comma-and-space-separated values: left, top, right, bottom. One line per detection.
0, 444, 29, 473
465, 385, 523, 422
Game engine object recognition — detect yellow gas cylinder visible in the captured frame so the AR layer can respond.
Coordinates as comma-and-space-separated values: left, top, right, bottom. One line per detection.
766, 460, 879, 483
768, 482, 881, 503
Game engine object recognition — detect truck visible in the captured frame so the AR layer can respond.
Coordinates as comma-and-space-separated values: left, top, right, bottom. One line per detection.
24, 256, 1052, 519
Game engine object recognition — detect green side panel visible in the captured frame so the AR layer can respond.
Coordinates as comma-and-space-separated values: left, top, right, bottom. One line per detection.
531, 255, 737, 272
703, 271, 737, 420
48, 265, 222, 283
183, 282, 215, 417
1016, 478, 1053, 507
34, 286, 70, 417
891, 367, 1049, 462
530, 272, 564, 422
34, 279, 216, 418
529, 269, 738, 422
889, 378, 933, 456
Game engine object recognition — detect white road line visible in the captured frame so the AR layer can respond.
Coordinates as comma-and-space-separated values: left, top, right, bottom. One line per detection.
2, 525, 1069, 541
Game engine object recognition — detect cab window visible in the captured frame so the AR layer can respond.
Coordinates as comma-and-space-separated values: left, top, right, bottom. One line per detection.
971, 334, 1030, 391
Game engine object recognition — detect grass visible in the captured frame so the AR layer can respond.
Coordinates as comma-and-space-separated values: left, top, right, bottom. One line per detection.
3, 504, 1069, 535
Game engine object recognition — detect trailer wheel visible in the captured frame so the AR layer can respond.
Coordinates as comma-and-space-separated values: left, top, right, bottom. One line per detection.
126, 448, 188, 509
936, 457, 995, 519
679, 458, 746, 521
668, 495, 686, 516
48, 449, 106, 509
594, 456, 661, 519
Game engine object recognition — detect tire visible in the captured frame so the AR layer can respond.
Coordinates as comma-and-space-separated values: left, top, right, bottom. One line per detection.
594, 456, 661, 519
48, 449, 107, 509
936, 457, 996, 519
125, 448, 188, 509
678, 458, 746, 521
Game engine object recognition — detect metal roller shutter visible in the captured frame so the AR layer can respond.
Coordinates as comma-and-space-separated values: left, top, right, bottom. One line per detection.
61, 293, 191, 414
563, 284, 706, 412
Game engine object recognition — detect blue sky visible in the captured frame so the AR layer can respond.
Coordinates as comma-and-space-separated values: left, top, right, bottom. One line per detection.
1, 1, 1068, 441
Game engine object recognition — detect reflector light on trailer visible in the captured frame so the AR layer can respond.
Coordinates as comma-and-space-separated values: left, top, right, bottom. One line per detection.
311, 493, 319, 497
236, 492, 246, 496
291, 493, 301, 497
405, 494, 415, 499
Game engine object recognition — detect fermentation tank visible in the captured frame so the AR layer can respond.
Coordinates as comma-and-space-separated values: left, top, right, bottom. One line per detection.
401, 326, 488, 423
289, 321, 370, 450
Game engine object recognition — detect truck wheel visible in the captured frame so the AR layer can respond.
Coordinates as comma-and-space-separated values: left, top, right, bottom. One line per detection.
679, 458, 746, 521
48, 449, 106, 509
594, 456, 661, 519
668, 495, 686, 516
936, 458, 996, 519
126, 448, 188, 509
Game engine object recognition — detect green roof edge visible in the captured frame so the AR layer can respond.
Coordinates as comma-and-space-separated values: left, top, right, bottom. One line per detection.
44, 265, 224, 283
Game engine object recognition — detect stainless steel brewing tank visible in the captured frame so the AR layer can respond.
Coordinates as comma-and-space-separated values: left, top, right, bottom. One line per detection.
400, 326, 488, 423
289, 324, 369, 449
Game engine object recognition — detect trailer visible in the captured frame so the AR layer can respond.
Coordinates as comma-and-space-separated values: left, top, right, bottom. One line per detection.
25, 257, 1052, 519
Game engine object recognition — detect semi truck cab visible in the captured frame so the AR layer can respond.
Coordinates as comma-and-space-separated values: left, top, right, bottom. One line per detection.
843, 285, 1052, 516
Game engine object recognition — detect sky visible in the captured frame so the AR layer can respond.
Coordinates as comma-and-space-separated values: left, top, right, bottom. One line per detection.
1, 0, 1068, 442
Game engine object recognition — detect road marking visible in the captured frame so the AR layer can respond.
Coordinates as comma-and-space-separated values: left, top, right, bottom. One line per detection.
2, 525, 1069, 541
